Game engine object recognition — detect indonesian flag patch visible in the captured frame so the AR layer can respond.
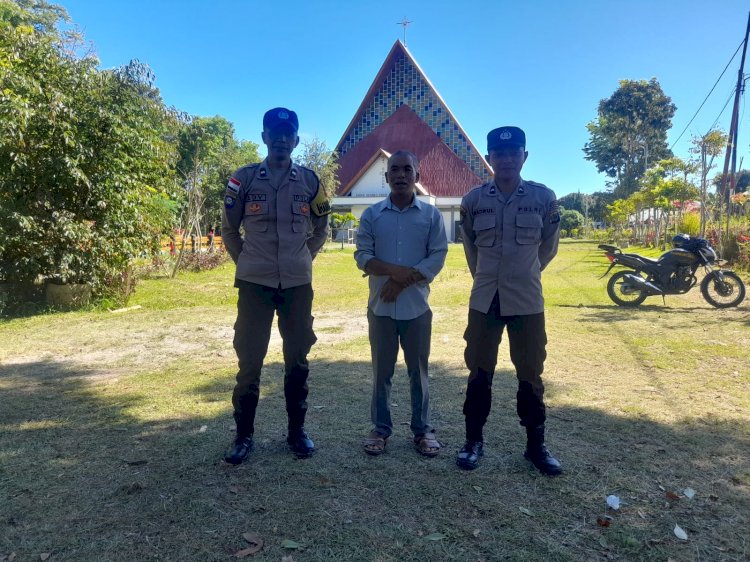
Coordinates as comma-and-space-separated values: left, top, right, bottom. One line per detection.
226, 177, 241, 194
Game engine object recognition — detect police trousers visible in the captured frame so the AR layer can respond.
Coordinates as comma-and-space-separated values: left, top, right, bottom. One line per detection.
232, 281, 316, 436
367, 309, 433, 438
462, 293, 547, 442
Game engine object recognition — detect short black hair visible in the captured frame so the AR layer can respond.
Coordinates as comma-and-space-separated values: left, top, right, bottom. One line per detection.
388, 150, 419, 170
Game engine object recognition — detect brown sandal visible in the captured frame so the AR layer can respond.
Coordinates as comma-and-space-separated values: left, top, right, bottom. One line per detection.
414, 432, 441, 457
363, 431, 388, 455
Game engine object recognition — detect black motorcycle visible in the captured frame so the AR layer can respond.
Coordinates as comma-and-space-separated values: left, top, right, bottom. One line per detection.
598, 234, 746, 308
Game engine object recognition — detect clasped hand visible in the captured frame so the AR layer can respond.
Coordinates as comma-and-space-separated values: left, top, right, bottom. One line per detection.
379, 266, 421, 303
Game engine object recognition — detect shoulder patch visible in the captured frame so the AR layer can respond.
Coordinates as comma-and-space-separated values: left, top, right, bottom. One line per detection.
226, 177, 241, 194
310, 186, 331, 217
548, 199, 560, 224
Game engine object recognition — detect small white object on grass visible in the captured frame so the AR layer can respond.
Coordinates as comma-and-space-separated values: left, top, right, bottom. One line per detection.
673, 524, 688, 540
606, 495, 621, 510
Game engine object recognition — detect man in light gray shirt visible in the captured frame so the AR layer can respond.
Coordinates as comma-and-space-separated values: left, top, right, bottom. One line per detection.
354, 151, 448, 457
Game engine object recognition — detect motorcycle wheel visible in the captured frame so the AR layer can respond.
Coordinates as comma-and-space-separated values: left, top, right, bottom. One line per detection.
606, 270, 648, 306
700, 270, 746, 308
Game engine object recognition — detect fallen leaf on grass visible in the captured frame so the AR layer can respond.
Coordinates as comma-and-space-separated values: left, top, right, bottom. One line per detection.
281, 540, 300, 550
40, 554, 51, 561
665, 490, 680, 501
683, 488, 696, 499
472, 485, 482, 492
6, 554, 17, 562
518, 507, 533, 517
241, 533, 263, 554
423, 533, 446, 541
605, 495, 620, 510
312, 406, 324, 410
637, 510, 646, 519
199, 425, 208, 433
596, 517, 611, 527
472, 529, 480, 538
673, 525, 688, 540
598, 536, 608, 548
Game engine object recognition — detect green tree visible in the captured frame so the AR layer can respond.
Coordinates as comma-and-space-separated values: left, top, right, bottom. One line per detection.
173, 116, 259, 267
0, 6, 178, 302
605, 198, 635, 241
560, 209, 584, 235
295, 137, 340, 198
584, 79, 676, 198
690, 130, 726, 236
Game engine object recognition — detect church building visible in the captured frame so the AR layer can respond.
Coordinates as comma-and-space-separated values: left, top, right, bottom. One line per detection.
332, 40, 493, 241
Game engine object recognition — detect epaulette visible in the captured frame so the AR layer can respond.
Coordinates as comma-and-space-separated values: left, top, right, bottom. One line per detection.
464, 183, 487, 198
524, 180, 554, 195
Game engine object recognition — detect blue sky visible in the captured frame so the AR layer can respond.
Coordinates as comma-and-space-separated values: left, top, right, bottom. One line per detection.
60, 0, 750, 198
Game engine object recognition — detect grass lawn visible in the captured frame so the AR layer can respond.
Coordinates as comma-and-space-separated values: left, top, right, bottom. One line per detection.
1, 240, 748, 561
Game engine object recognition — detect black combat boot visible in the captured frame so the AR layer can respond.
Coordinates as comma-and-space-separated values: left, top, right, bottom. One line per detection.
524, 425, 562, 476
224, 434, 254, 465
285, 366, 314, 458
225, 390, 258, 465
456, 440, 484, 470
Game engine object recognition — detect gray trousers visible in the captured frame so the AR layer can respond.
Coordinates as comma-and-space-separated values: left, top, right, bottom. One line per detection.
368, 308, 433, 437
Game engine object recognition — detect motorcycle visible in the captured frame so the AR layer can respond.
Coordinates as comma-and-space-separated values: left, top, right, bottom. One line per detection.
598, 234, 746, 308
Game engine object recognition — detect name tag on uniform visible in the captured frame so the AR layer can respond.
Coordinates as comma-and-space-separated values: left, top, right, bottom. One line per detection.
293, 194, 308, 202
473, 208, 495, 216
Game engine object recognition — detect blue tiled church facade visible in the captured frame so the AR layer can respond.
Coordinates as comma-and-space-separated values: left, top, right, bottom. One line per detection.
338, 51, 491, 182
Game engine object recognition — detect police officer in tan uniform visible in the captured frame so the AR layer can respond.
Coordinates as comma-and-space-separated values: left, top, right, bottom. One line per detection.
222, 108, 330, 464
456, 126, 562, 475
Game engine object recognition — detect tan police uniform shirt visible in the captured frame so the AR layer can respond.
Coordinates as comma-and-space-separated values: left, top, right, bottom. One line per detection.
221, 159, 329, 289
460, 178, 560, 315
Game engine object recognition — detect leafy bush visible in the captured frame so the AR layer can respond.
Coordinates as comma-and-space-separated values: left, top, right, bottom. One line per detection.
0, 14, 178, 302
677, 212, 700, 236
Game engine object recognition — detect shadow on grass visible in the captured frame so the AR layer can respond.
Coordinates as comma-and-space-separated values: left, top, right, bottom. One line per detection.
557, 303, 715, 317
1, 359, 748, 562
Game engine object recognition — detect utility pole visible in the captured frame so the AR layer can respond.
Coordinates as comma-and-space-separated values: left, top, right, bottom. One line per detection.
719, 11, 750, 235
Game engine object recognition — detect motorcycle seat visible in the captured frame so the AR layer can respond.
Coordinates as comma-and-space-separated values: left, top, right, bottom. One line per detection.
621, 253, 659, 265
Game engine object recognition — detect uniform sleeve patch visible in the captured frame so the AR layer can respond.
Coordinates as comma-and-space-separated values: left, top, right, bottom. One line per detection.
310, 185, 331, 217
226, 177, 241, 194
225, 195, 236, 209
549, 200, 560, 224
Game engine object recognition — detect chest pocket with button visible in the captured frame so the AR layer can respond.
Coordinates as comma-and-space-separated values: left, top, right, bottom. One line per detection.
515, 213, 543, 244
291, 200, 312, 234
244, 201, 268, 231
472, 213, 496, 247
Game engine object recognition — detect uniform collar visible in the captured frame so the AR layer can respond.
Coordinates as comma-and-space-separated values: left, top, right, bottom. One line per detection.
486, 178, 527, 198
258, 159, 298, 180
381, 193, 421, 212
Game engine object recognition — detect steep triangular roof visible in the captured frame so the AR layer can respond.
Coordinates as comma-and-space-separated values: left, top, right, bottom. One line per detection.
335, 40, 491, 197
344, 148, 428, 197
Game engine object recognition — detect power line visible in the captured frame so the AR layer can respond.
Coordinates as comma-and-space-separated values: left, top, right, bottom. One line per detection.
670, 39, 745, 149
708, 86, 737, 132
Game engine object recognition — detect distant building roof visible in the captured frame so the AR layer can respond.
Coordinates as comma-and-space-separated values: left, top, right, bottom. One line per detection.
335, 40, 492, 198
